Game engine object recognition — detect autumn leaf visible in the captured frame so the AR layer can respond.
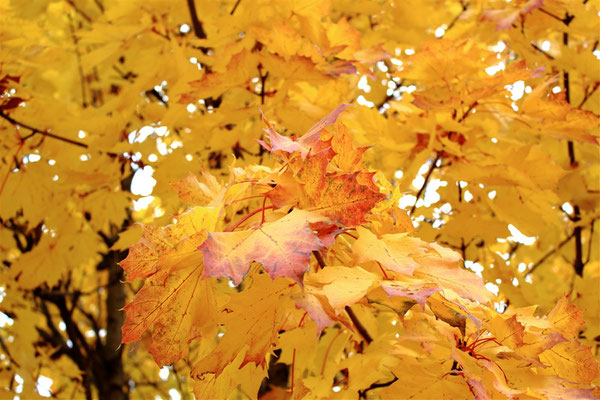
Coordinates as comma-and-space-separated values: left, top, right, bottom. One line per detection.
199, 209, 325, 284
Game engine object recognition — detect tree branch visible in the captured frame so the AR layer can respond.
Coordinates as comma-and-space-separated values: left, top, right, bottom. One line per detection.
186, 0, 207, 39
312, 250, 326, 269
66, 0, 93, 23
525, 232, 575, 277
68, 15, 87, 108
410, 153, 441, 215
230, 0, 242, 15
358, 376, 398, 399
345, 306, 373, 344
0, 110, 88, 148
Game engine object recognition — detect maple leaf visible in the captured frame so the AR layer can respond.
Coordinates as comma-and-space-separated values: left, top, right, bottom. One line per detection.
121, 207, 219, 281
191, 273, 296, 378
260, 104, 351, 159
121, 257, 217, 365
199, 209, 325, 284
296, 151, 386, 226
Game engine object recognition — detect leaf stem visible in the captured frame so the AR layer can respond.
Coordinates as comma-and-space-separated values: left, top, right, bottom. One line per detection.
225, 205, 274, 232
312, 250, 326, 269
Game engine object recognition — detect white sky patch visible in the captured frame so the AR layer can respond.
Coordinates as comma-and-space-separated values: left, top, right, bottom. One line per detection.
129, 126, 154, 143
394, 170, 404, 179
376, 61, 388, 72
28, 154, 41, 162
78, 130, 86, 138
464, 260, 484, 277
541, 40, 551, 52
399, 194, 417, 209
131, 166, 156, 196
485, 282, 499, 295
179, 24, 191, 34
485, 61, 505, 76
36, 376, 53, 397
463, 190, 473, 202
0, 312, 13, 327
356, 95, 374, 107
159, 366, 170, 381
15, 374, 24, 394
169, 389, 182, 400
405, 48, 415, 55
490, 41, 506, 53
552, 86, 562, 93
507, 224, 536, 245
423, 179, 447, 206
506, 80, 525, 101
434, 25, 446, 38
358, 75, 371, 93
561, 202, 574, 214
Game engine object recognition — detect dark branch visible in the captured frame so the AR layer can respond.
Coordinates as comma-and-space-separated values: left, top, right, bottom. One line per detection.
312, 250, 326, 269
68, 15, 88, 108
410, 153, 441, 215
358, 376, 398, 399
345, 306, 373, 344
230, 0, 242, 15
525, 233, 575, 277
445, 1, 468, 33
66, 0, 93, 23
0, 110, 88, 148
578, 82, 599, 108
186, 0, 207, 39
530, 42, 555, 59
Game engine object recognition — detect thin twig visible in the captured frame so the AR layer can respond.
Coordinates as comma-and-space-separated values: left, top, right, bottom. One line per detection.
68, 15, 87, 108
186, 0, 207, 39
446, 1, 468, 33
525, 233, 575, 277
358, 376, 398, 399
230, 0, 242, 15
578, 82, 599, 108
313, 250, 326, 269
409, 153, 441, 215
0, 110, 88, 148
345, 306, 373, 344
66, 0, 93, 23
530, 43, 555, 59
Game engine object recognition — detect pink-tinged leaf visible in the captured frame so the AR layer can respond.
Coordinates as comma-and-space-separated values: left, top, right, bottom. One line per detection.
258, 108, 304, 154
381, 282, 441, 310
298, 104, 352, 151
295, 292, 338, 333
199, 209, 324, 284
259, 104, 352, 159
467, 378, 490, 400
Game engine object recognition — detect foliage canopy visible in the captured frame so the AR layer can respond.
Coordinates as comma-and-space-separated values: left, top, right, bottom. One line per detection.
0, 0, 599, 399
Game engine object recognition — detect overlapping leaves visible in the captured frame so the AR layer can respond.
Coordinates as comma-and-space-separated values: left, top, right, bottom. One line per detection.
121, 107, 599, 398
